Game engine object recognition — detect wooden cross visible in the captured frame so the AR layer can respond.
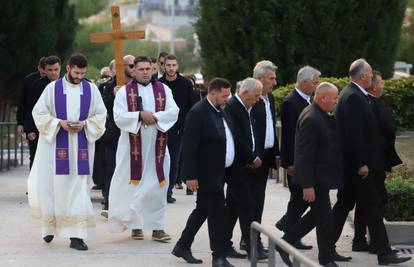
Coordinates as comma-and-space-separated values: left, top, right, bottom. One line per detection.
156, 92, 165, 109
90, 6, 145, 86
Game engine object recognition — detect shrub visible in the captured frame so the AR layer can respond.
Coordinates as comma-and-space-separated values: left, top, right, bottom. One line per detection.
273, 77, 414, 131
384, 166, 414, 221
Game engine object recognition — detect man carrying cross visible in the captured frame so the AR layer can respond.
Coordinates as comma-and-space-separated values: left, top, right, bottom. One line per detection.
108, 56, 179, 242
27, 53, 107, 251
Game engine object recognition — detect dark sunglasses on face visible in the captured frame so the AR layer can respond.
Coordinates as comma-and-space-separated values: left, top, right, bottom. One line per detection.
125, 64, 135, 69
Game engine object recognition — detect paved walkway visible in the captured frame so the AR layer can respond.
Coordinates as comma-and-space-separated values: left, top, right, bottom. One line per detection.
0, 165, 412, 267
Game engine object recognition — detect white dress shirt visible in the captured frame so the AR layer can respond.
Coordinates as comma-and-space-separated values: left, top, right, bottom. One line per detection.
207, 98, 235, 167
235, 94, 255, 152
261, 95, 275, 149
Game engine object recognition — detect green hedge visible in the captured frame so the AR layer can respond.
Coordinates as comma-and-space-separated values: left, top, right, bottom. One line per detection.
384, 167, 414, 221
273, 77, 414, 131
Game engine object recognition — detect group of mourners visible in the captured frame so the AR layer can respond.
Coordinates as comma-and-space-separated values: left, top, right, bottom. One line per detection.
17, 51, 411, 267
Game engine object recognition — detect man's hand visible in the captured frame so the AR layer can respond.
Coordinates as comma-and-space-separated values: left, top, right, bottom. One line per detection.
186, 179, 199, 192
303, 187, 315, 203
358, 165, 369, 178
27, 132, 37, 141
249, 157, 262, 169
140, 111, 158, 126
17, 125, 24, 136
60, 120, 85, 133
113, 85, 121, 95
287, 165, 294, 176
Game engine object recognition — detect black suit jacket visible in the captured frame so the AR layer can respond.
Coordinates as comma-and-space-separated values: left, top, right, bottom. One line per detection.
370, 96, 402, 171
293, 103, 343, 189
101, 78, 120, 147
181, 98, 234, 193
225, 96, 257, 166
16, 71, 41, 126
280, 89, 309, 168
335, 82, 386, 174
251, 93, 280, 168
24, 76, 52, 134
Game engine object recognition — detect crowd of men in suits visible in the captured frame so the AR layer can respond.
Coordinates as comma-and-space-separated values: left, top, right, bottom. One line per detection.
17, 54, 411, 267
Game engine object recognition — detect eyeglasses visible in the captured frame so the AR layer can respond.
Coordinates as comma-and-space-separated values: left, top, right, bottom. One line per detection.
125, 64, 135, 69
160, 62, 164, 66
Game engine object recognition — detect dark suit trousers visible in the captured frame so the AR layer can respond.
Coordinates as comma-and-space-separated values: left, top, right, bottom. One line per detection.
353, 171, 388, 244
102, 145, 117, 206
92, 139, 105, 186
28, 137, 38, 169
176, 189, 227, 259
332, 173, 390, 256
285, 175, 309, 231
225, 171, 255, 251
284, 189, 334, 264
167, 128, 182, 198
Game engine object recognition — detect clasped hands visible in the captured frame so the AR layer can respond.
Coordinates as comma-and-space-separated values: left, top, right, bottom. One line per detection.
140, 111, 158, 128
59, 120, 85, 133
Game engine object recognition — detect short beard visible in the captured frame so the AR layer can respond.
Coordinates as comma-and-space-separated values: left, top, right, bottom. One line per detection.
67, 72, 81, 84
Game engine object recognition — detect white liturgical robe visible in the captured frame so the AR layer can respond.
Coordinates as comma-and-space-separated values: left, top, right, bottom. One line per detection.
28, 77, 107, 239
108, 82, 179, 232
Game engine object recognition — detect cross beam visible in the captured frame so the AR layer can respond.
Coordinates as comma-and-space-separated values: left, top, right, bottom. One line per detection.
90, 6, 145, 86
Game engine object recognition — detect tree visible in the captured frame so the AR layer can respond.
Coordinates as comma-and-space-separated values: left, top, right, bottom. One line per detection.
0, 0, 77, 120
196, 0, 408, 86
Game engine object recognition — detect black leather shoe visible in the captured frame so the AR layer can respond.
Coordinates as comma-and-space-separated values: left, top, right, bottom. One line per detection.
258, 242, 269, 253
212, 256, 234, 267
69, 238, 88, 251
172, 244, 203, 264
167, 196, 176, 203
352, 241, 369, 252
292, 240, 313, 250
275, 217, 287, 232
378, 252, 411, 265
369, 246, 399, 255
186, 189, 194, 195
276, 246, 292, 267
322, 262, 338, 267
226, 246, 246, 259
43, 235, 54, 243
332, 251, 352, 262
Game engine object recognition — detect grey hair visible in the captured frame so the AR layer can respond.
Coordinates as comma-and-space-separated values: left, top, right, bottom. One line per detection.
349, 58, 368, 79
296, 66, 321, 83
253, 60, 277, 78
239, 77, 263, 93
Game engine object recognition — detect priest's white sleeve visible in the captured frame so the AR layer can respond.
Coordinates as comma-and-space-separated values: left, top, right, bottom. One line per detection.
32, 82, 61, 143
113, 86, 142, 134
84, 84, 107, 143
154, 85, 179, 133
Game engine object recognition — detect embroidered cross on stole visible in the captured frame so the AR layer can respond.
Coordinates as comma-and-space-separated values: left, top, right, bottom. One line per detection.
125, 80, 167, 187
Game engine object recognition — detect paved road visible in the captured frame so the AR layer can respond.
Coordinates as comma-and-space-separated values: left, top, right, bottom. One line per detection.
0, 165, 412, 267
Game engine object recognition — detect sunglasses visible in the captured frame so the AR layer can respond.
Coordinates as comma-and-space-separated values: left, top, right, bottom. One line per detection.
125, 64, 135, 68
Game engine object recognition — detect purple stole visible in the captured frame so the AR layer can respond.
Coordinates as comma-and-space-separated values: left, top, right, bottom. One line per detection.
55, 78, 91, 175
125, 80, 167, 186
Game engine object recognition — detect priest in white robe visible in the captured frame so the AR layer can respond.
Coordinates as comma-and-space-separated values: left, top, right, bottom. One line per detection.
28, 53, 107, 251
108, 56, 179, 243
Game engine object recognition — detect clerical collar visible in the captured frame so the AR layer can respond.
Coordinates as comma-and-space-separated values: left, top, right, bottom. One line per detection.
207, 97, 221, 112
235, 93, 251, 112
352, 81, 369, 96
295, 87, 311, 103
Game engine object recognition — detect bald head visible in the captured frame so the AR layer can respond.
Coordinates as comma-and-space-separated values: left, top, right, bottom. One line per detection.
314, 82, 339, 113
123, 55, 135, 80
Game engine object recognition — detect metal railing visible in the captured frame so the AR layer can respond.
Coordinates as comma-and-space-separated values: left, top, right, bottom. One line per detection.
0, 122, 25, 171
250, 222, 321, 267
